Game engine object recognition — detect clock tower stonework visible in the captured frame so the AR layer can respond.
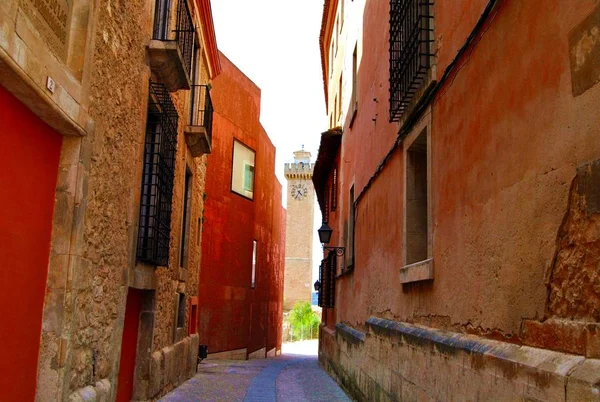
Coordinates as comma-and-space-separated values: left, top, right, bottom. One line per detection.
283, 149, 315, 311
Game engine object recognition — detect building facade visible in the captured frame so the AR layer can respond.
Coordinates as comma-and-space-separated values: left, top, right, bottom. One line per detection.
283, 150, 316, 311
314, 0, 600, 400
198, 52, 286, 360
0, 0, 221, 400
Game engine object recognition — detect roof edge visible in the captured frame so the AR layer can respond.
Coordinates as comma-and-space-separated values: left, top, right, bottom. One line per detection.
197, 0, 222, 78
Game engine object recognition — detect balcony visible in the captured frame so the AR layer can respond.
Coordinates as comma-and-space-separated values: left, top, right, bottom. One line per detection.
184, 85, 214, 156
147, 0, 195, 92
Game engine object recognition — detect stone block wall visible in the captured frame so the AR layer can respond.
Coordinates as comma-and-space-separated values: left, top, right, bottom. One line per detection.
320, 319, 600, 402
147, 334, 199, 400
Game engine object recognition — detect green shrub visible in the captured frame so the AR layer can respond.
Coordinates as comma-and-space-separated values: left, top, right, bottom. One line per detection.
289, 301, 320, 341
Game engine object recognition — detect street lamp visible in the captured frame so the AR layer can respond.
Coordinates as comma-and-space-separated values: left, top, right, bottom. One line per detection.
314, 280, 321, 292
317, 222, 345, 256
317, 222, 333, 244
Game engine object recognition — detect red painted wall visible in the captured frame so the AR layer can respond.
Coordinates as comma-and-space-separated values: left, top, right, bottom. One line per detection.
0, 84, 62, 401
199, 53, 285, 356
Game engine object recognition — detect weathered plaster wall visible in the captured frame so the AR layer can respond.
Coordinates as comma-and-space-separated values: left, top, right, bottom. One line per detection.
319, 0, 600, 399
430, 0, 600, 336
330, 0, 600, 341
548, 160, 600, 322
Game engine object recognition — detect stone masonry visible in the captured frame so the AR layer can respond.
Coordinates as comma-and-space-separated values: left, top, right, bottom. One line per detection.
0, 0, 219, 400
284, 150, 315, 311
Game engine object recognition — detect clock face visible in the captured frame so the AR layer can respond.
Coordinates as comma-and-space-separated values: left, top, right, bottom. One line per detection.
291, 183, 308, 200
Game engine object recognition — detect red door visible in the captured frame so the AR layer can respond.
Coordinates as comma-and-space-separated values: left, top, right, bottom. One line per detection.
0, 84, 62, 401
117, 288, 143, 402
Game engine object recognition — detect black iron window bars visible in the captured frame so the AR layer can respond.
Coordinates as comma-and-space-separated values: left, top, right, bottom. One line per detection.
137, 81, 179, 266
389, 0, 434, 122
318, 252, 336, 308
153, 0, 196, 78
189, 84, 214, 141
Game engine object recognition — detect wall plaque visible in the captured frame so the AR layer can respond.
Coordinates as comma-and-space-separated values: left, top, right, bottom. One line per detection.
19, 0, 71, 59
569, 4, 600, 97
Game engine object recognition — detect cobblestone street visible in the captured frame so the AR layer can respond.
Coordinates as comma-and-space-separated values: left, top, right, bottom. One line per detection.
160, 340, 351, 402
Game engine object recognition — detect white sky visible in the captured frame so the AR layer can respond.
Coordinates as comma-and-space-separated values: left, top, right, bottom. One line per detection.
211, 0, 327, 285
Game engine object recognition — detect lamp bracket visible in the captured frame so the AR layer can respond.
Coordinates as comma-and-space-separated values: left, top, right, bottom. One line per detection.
322, 246, 345, 256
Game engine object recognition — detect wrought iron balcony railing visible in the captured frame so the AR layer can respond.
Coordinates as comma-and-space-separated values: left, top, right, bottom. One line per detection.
184, 84, 214, 156
149, 0, 195, 91
190, 85, 213, 137
318, 252, 336, 308
389, 0, 434, 122
137, 80, 179, 266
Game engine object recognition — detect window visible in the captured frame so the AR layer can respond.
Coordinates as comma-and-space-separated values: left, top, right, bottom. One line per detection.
188, 297, 198, 335
330, 40, 334, 78
231, 140, 255, 199
251, 240, 257, 288
334, 95, 338, 126
152, 0, 171, 40
180, 168, 192, 268
335, 14, 339, 56
389, 0, 434, 122
153, 0, 195, 77
176, 293, 185, 328
189, 46, 200, 125
338, 73, 343, 123
137, 81, 178, 266
405, 130, 428, 264
197, 218, 202, 245
351, 44, 358, 122
347, 185, 355, 268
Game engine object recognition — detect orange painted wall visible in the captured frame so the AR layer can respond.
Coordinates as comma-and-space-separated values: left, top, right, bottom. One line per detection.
199, 53, 284, 356
0, 84, 62, 401
323, 0, 600, 338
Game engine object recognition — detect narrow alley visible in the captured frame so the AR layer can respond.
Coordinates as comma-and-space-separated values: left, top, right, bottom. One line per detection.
159, 341, 350, 402
2, 0, 600, 400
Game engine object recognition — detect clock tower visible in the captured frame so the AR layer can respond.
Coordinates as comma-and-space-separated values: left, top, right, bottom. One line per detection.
283, 149, 315, 311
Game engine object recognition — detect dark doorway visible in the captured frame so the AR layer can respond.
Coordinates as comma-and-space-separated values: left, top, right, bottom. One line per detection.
117, 288, 143, 402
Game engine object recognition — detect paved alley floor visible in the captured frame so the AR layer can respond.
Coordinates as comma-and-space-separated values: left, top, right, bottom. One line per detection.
159, 340, 351, 402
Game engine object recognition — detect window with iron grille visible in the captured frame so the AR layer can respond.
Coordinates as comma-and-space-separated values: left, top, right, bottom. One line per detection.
389, 0, 434, 122
137, 81, 179, 266
153, 0, 195, 78
347, 185, 355, 268
318, 253, 336, 308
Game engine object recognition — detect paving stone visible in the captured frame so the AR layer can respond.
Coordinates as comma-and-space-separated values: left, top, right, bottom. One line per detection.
159, 340, 351, 402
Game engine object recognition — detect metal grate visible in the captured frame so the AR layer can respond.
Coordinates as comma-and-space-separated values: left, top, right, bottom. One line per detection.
137, 81, 179, 266
153, 0, 195, 78
389, 0, 434, 122
318, 252, 336, 308
189, 84, 214, 143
